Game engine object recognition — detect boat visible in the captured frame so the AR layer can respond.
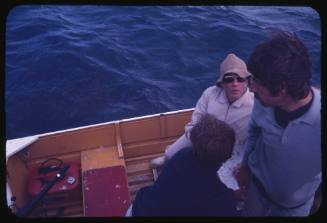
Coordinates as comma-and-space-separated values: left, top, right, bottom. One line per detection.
6, 108, 194, 217
6, 106, 321, 217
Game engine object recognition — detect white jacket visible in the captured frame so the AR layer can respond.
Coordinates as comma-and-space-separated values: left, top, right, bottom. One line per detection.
165, 85, 254, 190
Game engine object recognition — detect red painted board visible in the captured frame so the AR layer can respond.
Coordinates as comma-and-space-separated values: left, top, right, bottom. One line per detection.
83, 165, 130, 216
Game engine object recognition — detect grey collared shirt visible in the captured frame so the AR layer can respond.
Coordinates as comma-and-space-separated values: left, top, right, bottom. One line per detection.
242, 87, 321, 207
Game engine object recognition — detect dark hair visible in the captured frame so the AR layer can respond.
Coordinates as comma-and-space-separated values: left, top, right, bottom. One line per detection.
247, 31, 311, 99
190, 114, 235, 164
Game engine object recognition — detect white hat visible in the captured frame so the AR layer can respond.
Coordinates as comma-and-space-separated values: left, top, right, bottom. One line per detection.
216, 53, 252, 86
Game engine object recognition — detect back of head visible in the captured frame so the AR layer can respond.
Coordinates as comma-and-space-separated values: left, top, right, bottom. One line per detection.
190, 114, 235, 165
247, 31, 312, 99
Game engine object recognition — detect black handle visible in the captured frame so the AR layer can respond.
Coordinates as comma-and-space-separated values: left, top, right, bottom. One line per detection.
16, 164, 70, 218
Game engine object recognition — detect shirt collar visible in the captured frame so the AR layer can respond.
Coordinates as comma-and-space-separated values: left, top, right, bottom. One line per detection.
292, 87, 320, 125
260, 87, 320, 126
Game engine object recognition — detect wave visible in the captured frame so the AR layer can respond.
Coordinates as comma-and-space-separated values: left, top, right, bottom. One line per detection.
5, 5, 321, 139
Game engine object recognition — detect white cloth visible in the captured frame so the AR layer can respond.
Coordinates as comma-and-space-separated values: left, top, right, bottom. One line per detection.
125, 204, 133, 216
165, 86, 254, 190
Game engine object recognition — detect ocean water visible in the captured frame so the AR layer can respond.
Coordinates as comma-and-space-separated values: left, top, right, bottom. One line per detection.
5, 5, 321, 140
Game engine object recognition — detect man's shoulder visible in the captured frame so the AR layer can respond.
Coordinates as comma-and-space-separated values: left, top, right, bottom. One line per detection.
251, 98, 273, 122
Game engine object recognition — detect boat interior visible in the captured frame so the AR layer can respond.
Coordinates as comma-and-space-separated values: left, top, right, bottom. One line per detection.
6, 107, 321, 217
6, 109, 193, 217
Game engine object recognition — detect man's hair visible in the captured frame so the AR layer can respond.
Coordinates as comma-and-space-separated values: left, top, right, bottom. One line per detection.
190, 114, 235, 164
247, 31, 311, 99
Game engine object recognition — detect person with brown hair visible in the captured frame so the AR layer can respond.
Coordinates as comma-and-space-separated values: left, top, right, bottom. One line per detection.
236, 31, 321, 216
131, 114, 238, 216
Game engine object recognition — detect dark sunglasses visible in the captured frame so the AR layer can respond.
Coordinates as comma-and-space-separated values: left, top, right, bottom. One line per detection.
222, 76, 246, 83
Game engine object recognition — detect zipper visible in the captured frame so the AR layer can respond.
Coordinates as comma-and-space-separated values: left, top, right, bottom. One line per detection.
224, 104, 231, 121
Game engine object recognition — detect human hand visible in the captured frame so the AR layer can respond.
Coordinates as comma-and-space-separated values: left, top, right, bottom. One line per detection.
233, 165, 251, 200
234, 188, 247, 200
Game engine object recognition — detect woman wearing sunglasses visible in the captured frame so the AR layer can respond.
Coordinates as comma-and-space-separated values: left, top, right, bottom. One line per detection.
150, 53, 254, 200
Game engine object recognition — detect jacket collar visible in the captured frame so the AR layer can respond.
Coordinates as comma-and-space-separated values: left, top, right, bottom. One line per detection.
217, 87, 251, 108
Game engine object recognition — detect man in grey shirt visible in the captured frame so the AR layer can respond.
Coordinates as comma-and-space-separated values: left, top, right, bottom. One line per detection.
236, 31, 321, 216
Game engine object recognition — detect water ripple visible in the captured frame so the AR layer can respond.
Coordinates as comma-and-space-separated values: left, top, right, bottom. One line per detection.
5, 5, 321, 139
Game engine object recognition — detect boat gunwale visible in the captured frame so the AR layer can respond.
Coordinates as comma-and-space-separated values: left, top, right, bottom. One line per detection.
6, 108, 194, 159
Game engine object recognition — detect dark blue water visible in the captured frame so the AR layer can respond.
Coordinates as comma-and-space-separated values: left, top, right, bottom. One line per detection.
5, 6, 321, 140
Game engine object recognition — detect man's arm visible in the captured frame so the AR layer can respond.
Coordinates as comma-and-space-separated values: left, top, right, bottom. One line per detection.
235, 110, 261, 199
241, 116, 261, 168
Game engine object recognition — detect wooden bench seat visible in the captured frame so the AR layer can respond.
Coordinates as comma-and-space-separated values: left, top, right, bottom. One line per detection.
81, 146, 130, 216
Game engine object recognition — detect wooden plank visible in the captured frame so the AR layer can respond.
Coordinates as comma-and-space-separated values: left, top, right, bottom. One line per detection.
83, 166, 130, 216
126, 162, 150, 174
120, 117, 161, 144
27, 125, 116, 160
125, 153, 162, 163
81, 146, 125, 172
31, 201, 84, 217
123, 138, 176, 159
26, 151, 81, 169
159, 114, 166, 138
124, 154, 160, 203
32, 200, 82, 213
6, 155, 30, 208
127, 173, 154, 185
114, 122, 124, 159
165, 112, 192, 137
